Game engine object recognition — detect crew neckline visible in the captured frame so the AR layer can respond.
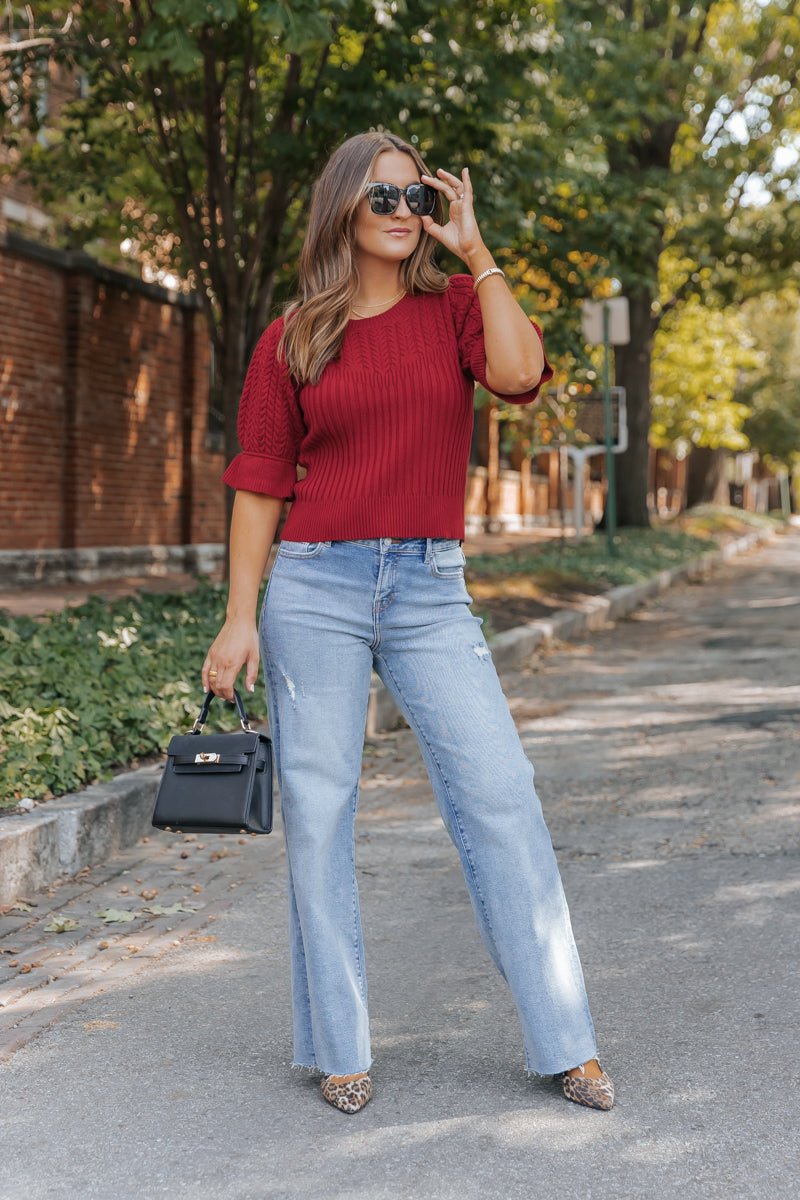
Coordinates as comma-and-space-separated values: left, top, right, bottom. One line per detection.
347, 290, 412, 324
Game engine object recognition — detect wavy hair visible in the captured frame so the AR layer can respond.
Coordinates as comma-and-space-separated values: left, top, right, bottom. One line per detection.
278, 130, 449, 387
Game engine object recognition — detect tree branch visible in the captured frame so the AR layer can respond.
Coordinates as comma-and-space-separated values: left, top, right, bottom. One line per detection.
241, 51, 303, 293
200, 26, 237, 318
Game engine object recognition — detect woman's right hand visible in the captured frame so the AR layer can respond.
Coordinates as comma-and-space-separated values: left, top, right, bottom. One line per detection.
202, 619, 261, 702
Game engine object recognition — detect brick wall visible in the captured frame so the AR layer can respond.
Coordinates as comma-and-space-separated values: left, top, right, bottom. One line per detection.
1, 245, 66, 546
1, 234, 226, 550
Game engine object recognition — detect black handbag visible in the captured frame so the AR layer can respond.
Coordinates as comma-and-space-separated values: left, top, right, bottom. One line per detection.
151, 688, 273, 835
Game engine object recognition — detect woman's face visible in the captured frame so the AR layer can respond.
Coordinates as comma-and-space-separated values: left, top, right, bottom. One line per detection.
353, 149, 425, 264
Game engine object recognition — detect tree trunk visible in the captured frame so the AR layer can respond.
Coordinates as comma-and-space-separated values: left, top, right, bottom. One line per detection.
613, 285, 654, 527
685, 446, 728, 508
221, 313, 248, 579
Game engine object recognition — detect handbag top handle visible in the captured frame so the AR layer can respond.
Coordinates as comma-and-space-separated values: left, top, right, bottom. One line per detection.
190, 688, 254, 735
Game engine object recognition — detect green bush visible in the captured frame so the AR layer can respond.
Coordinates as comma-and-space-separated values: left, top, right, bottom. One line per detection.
468, 527, 714, 588
0, 580, 266, 808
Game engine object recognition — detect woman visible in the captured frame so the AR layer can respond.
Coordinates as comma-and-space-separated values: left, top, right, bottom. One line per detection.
204, 130, 615, 1116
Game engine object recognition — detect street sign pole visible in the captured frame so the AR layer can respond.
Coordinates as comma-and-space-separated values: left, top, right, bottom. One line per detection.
577, 295, 629, 552
602, 303, 618, 556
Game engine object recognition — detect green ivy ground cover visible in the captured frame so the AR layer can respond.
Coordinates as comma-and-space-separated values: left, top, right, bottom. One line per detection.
0, 580, 265, 809
469, 508, 783, 589
467, 526, 711, 587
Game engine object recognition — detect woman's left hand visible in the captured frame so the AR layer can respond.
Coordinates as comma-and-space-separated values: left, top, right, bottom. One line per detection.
419, 166, 485, 262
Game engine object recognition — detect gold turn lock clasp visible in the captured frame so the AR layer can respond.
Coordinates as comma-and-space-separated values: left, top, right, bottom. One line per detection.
194, 752, 221, 764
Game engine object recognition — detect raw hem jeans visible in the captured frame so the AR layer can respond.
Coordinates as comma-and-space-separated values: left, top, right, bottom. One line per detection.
260, 537, 599, 1078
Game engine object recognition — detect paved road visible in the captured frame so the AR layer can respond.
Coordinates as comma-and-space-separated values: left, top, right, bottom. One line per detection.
1, 528, 798, 1200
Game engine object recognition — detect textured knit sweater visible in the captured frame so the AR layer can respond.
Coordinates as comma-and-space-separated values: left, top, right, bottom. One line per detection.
221, 273, 554, 541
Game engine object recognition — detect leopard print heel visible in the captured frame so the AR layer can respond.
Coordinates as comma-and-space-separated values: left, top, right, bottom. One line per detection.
320, 1071, 373, 1114
560, 1062, 615, 1111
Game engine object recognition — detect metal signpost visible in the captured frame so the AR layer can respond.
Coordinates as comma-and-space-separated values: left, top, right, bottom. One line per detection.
526, 386, 628, 544
580, 297, 630, 556
565, 388, 628, 543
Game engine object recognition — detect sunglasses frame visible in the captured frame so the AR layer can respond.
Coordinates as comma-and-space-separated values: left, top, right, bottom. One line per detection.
364, 180, 437, 217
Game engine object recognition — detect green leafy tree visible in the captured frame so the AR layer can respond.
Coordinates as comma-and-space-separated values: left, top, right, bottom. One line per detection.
740, 287, 800, 470
514, 0, 800, 525
649, 297, 760, 452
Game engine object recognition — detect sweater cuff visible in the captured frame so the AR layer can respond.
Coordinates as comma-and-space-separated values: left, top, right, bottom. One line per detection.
471, 320, 555, 404
221, 452, 297, 499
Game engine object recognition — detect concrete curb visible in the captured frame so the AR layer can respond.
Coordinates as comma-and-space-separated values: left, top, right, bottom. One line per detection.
0, 523, 782, 904
0, 766, 162, 905
0, 543, 223, 589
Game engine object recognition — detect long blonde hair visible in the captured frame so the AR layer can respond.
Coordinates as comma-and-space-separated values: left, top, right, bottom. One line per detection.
278, 130, 449, 387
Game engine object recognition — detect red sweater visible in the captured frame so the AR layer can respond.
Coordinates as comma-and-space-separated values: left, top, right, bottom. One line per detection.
222, 273, 554, 541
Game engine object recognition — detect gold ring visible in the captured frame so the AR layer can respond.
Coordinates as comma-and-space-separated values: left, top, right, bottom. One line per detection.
209, 670, 218, 678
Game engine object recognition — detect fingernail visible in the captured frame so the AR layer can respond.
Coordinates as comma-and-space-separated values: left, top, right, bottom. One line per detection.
248, 684, 255, 693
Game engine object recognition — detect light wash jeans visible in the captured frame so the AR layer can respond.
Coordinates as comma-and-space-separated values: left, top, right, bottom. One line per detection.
260, 536, 599, 1077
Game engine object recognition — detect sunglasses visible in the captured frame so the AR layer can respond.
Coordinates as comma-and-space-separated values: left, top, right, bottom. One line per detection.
364, 180, 437, 217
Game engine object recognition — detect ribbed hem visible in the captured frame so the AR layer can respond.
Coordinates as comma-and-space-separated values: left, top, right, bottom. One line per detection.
280, 494, 467, 541
222, 451, 297, 499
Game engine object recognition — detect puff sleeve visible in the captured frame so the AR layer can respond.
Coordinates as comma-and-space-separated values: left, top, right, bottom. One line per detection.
447, 273, 555, 405
221, 316, 307, 499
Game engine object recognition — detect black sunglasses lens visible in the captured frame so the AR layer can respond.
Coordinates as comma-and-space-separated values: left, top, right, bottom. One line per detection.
368, 184, 399, 214
406, 184, 436, 215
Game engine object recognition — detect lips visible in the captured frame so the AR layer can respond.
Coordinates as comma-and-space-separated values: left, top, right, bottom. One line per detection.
387, 228, 411, 234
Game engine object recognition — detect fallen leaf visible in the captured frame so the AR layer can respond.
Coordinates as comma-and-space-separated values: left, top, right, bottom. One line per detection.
191, 884, 203, 893
18, 963, 32, 974
139, 889, 159, 901
83, 1019, 120, 1031
141, 903, 197, 916
97, 940, 110, 950
180, 851, 190, 859
10, 901, 34, 913
96, 908, 137, 924
44, 916, 79, 934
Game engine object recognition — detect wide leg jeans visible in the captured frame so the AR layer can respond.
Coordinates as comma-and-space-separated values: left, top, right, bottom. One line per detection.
260, 536, 599, 1077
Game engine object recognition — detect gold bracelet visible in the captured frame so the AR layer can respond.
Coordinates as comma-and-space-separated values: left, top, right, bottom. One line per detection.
473, 266, 506, 292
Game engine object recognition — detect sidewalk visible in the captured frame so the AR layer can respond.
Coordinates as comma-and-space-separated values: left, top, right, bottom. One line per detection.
1, 525, 797, 1198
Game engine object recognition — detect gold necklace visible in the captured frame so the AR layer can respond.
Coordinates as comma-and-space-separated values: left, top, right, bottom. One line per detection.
351, 287, 406, 318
